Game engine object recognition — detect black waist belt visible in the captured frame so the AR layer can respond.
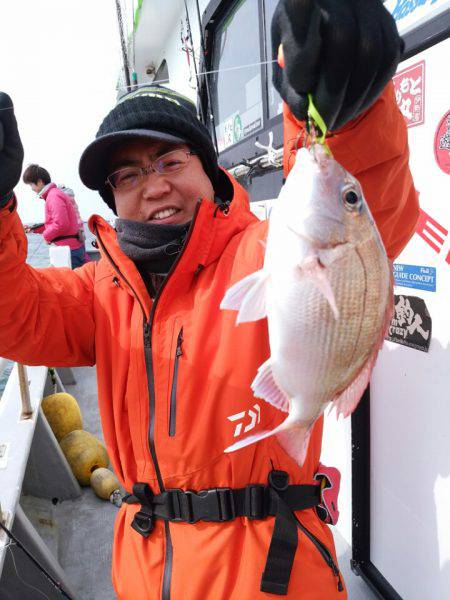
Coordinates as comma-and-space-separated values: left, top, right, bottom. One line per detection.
124, 470, 322, 596
50, 234, 79, 243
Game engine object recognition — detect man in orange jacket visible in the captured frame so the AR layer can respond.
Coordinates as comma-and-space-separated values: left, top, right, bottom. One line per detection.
0, 1, 418, 598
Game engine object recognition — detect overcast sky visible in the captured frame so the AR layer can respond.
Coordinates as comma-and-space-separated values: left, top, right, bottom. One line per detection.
0, 0, 125, 223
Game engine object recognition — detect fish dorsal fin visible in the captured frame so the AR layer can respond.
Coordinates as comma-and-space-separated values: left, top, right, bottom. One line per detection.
251, 359, 290, 412
220, 269, 269, 324
299, 255, 339, 319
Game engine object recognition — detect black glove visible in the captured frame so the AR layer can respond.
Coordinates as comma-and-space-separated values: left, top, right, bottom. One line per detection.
0, 92, 24, 205
271, 0, 404, 131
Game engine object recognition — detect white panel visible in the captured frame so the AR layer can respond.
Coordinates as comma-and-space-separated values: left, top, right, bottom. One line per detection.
49, 245, 71, 268
371, 38, 450, 599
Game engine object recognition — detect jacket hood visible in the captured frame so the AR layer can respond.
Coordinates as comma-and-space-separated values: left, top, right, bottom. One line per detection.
39, 182, 56, 200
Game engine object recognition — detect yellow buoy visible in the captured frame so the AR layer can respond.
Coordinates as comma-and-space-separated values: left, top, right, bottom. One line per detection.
90, 468, 120, 501
42, 392, 83, 442
60, 430, 109, 486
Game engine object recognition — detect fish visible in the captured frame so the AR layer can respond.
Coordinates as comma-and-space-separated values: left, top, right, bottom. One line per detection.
220, 144, 393, 466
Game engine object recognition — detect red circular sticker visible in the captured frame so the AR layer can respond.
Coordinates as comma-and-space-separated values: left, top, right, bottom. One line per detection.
434, 110, 450, 174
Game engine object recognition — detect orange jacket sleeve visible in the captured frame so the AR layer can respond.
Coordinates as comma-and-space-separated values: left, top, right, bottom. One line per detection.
0, 199, 95, 366
282, 83, 419, 260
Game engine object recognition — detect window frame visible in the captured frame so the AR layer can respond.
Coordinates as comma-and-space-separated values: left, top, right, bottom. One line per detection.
201, 0, 283, 173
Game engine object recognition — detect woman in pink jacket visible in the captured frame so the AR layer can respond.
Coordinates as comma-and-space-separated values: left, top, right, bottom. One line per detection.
22, 164, 89, 268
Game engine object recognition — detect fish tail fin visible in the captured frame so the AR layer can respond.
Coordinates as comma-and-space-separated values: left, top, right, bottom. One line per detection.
220, 270, 269, 324
225, 417, 313, 467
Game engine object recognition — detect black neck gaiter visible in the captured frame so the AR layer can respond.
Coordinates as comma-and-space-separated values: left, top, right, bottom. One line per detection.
115, 218, 191, 297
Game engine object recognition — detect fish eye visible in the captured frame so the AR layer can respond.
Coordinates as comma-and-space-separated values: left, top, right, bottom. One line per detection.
341, 185, 362, 212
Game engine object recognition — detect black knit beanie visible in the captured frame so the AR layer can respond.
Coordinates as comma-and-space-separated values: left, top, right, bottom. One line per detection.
79, 85, 233, 214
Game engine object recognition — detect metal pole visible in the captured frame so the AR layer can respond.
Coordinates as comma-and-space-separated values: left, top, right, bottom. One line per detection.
183, 0, 206, 124
17, 364, 32, 420
115, 0, 132, 92
194, 0, 219, 153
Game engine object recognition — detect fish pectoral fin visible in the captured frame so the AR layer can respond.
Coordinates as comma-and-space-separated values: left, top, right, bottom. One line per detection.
252, 359, 290, 412
317, 243, 353, 267
299, 256, 339, 319
220, 269, 269, 324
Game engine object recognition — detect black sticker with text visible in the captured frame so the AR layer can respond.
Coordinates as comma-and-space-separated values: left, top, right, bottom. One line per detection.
386, 295, 432, 352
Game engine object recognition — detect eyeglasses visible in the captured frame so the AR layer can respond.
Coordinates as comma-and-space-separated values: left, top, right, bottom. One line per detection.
106, 149, 197, 191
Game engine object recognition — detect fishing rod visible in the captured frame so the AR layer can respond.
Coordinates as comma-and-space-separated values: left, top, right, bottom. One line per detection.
183, 0, 206, 124
193, 0, 219, 154
0, 520, 73, 599
115, 0, 132, 92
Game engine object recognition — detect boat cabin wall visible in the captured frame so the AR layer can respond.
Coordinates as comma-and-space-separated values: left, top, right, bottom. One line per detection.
132, 0, 285, 205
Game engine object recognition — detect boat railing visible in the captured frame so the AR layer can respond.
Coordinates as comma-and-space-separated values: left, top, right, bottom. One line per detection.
0, 245, 82, 599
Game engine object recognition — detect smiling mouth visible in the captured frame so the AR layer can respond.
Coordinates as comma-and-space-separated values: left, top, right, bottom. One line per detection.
150, 207, 180, 221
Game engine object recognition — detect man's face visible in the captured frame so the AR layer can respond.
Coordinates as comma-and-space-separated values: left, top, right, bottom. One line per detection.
30, 179, 45, 194
108, 139, 215, 224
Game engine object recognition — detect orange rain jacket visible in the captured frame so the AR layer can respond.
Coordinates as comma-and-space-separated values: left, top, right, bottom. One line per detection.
0, 84, 418, 600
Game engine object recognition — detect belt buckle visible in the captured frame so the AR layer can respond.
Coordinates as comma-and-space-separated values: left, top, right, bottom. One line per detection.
167, 489, 190, 522
170, 488, 235, 523
244, 484, 269, 520
195, 488, 235, 522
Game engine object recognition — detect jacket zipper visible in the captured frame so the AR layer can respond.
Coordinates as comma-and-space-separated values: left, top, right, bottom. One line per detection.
94, 225, 173, 599
94, 209, 200, 600
169, 328, 183, 437
143, 209, 198, 600
294, 515, 344, 592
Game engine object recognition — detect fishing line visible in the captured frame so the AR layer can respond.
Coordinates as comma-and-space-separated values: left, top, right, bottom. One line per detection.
0, 520, 73, 599
116, 58, 279, 92
0, 59, 280, 112
7, 543, 51, 600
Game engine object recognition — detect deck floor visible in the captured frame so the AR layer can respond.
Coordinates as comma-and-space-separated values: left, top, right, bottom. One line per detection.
21, 366, 378, 599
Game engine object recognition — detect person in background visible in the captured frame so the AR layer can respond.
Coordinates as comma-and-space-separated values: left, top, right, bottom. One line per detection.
22, 164, 89, 268
58, 184, 86, 245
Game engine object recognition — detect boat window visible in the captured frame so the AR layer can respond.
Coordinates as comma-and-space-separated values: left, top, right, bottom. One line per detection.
264, 0, 283, 119
210, 0, 263, 152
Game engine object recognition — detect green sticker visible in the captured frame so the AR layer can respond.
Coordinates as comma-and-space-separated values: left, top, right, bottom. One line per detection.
233, 114, 243, 142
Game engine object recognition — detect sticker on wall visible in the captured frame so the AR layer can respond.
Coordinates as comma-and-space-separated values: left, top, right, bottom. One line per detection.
393, 263, 436, 292
0, 443, 9, 469
386, 295, 432, 352
393, 60, 425, 127
434, 110, 450, 174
